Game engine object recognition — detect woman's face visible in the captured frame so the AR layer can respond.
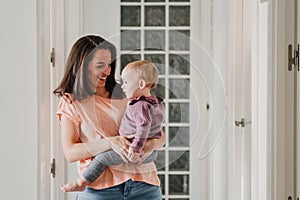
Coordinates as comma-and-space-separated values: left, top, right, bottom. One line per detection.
87, 49, 112, 91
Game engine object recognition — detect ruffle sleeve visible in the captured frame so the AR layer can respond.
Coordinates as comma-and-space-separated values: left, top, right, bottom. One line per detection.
56, 94, 81, 127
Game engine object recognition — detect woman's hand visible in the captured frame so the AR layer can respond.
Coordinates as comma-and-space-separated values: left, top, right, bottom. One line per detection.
60, 115, 131, 162
136, 130, 166, 164
127, 147, 142, 163
143, 129, 166, 153
107, 135, 132, 162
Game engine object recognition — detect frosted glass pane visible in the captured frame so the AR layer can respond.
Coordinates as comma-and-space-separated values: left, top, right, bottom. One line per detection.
169, 30, 190, 50
169, 175, 189, 195
144, 54, 165, 74
121, 0, 140, 2
158, 175, 165, 195
169, 78, 190, 99
169, 54, 190, 75
169, 0, 189, 1
169, 127, 189, 147
145, 30, 165, 50
120, 54, 141, 71
145, 6, 165, 26
169, 103, 189, 123
155, 150, 165, 171
121, 6, 141, 26
169, 151, 189, 171
169, 6, 190, 26
151, 78, 165, 98
121, 30, 140, 51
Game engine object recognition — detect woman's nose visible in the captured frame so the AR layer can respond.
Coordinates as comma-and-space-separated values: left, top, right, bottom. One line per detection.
104, 66, 111, 75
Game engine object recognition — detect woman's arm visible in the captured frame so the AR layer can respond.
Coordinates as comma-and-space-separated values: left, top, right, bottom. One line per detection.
60, 115, 130, 162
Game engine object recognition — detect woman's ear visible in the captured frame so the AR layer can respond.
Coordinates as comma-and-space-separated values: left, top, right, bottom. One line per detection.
139, 79, 146, 89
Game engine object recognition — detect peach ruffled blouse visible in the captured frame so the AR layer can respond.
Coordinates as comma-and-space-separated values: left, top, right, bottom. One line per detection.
57, 94, 160, 189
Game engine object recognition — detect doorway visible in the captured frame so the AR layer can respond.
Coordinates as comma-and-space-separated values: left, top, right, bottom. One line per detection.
37, 0, 265, 200
63, 0, 214, 199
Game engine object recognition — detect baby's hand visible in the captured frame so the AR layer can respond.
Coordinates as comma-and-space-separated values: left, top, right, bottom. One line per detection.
127, 148, 142, 163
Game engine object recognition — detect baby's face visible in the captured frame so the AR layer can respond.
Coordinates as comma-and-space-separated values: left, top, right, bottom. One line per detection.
121, 69, 141, 99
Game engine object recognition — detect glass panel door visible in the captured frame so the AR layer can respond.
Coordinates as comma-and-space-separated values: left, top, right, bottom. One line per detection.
63, 0, 217, 199
120, 1, 191, 199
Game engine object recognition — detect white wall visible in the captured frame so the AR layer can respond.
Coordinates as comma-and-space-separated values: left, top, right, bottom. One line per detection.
0, 0, 38, 199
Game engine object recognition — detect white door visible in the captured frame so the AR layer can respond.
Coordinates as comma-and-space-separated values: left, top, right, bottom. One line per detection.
64, 1, 212, 200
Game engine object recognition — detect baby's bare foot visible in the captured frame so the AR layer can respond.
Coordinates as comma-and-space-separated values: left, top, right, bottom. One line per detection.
60, 181, 86, 192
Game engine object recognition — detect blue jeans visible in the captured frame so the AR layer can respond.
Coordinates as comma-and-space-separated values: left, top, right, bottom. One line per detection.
75, 179, 162, 200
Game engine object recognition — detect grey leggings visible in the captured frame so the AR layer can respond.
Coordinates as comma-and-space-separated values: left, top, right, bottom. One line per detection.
83, 150, 157, 183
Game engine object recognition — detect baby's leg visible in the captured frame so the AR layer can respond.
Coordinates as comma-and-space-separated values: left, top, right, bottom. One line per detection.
83, 150, 124, 183
141, 151, 158, 163
60, 150, 124, 192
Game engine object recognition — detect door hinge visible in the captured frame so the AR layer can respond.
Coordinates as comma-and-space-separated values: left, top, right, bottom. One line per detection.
50, 47, 55, 67
288, 44, 299, 71
50, 158, 56, 178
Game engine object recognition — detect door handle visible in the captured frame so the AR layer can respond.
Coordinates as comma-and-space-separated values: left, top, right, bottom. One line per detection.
235, 118, 251, 127
235, 118, 245, 127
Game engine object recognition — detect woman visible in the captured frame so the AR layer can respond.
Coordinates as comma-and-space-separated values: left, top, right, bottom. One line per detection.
53, 35, 165, 199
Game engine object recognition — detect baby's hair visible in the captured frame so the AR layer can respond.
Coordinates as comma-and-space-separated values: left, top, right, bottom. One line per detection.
123, 60, 159, 89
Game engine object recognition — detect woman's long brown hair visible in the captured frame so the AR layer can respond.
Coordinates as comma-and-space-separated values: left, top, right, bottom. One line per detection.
53, 35, 123, 100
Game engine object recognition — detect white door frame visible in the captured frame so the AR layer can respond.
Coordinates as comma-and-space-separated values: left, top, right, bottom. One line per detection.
50, 0, 67, 200
227, 0, 272, 200
297, 0, 300, 197
251, 1, 272, 199
227, 0, 245, 198
270, 0, 286, 199
37, 0, 67, 199
37, 0, 52, 199
227, 0, 252, 199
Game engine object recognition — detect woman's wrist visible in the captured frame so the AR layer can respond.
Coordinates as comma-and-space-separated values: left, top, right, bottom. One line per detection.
104, 137, 112, 150
83, 137, 111, 157
143, 131, 166, 153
